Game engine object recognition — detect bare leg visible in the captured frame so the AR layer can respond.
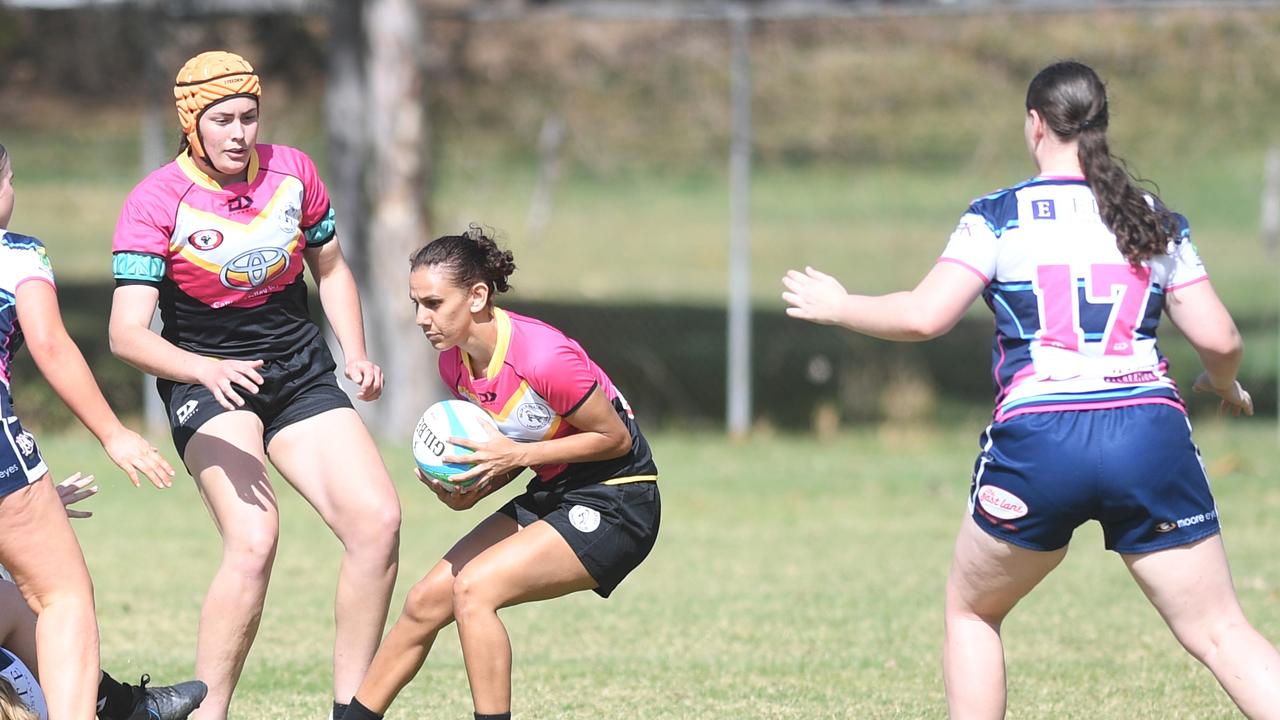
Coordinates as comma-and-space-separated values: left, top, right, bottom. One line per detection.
0, 475, 98, 720
353, 514, 518, 713
943, 516, 1066, 720
1124, 534, 1280, 719
185, 412, 277, 720
267, 408, 401, 705
452, 520, 597, 715
0, 577, 38, 674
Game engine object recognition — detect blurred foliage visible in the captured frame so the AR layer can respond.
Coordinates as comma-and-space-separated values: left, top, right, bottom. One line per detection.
3, 5, 1280, 432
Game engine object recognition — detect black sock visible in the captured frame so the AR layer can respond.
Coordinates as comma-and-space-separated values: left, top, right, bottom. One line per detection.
98, 671, 137, 720
475, 713, 511, 720
333, 701, 350, 720
341, 698, 384, 720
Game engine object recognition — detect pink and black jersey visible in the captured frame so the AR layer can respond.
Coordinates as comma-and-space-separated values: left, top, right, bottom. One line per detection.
111, 145, 337, 359
438, 307, 656, 489
0, 230, 56, 409
939, 176, 1206, 421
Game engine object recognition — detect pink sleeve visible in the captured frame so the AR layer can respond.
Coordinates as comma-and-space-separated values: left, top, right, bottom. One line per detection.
112, 183, 173, 256
293, 149, 331, 228
529, 340, 599, 416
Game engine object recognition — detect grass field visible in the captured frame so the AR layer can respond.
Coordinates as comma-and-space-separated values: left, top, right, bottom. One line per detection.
33, 420, 1280, 719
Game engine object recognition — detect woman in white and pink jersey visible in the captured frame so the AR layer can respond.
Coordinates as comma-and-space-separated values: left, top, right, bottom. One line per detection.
340, 225, 660, 720
783, 61, 1280, 718
108, 52, 400, 720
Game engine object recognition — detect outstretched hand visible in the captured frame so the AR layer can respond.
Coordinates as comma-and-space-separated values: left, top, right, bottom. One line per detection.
102, 427, 175, 489
1192, 373, 1254, 417
56, 472, 98, 519
782, 267, 849, 325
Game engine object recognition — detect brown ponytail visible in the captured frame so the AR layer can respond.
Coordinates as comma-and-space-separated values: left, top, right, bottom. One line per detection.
1027, 61, 1178, 265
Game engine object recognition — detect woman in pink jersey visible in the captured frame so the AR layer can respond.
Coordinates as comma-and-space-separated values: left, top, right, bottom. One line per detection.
784, 61, 1280, 718
0, 143, 177, 720
107, 52, 400, 720
338, 226, 660, 720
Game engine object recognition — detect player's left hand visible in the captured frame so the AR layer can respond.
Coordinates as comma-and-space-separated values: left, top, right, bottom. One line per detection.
444, 423, 524, 489
782, 266, 849, 325
56, 472, 99, 519
345, 358, 384, 401
103, 427, 175, 489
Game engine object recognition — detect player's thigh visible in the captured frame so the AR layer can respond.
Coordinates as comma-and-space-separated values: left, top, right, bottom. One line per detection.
0, 579, 37, 668
184, 411, 278, 541
1122, 534, 1244, 641
947, 514, 1067, 620
0, 477, 92, 612
406, 513, 521, 615
266, 408, 399, 530
455, 520, 596, 610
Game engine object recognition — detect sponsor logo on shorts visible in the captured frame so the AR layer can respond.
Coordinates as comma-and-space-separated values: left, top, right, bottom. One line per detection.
1105, 370, 1160, 384
0, 464, 20, 479
189, 229, 224, 251
1156, 509, 1218, 533
568, 504, 601, 533
176, 400, 199, 426
14, 431, 34, 458
515, 402, 554, 431
977, 485, 1028, 520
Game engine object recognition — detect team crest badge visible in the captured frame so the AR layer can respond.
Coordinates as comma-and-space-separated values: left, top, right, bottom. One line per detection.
189, 229, 224, 251
568, 505, 601, 533
15, 431, 35, 458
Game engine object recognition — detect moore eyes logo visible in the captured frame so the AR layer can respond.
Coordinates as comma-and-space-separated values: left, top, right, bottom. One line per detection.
515, 403, 554, 431
220, 247, 291, 291
189, 229, 224, 251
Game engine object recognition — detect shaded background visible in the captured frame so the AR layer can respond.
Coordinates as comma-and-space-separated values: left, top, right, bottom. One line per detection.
2, 0, 1278, 435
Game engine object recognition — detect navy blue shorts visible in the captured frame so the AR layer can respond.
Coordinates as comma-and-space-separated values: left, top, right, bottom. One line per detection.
0, 415, 48, 498
967, 404, 1219, 554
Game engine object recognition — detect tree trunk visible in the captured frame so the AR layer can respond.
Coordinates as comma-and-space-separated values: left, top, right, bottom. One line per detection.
361, 0, 436, 437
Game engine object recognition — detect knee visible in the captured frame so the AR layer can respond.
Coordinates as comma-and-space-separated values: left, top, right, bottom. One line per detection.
222, 529, 279, 579
341, 501, 402, 556
451, 569, 498, 621
402, 577, 453, 629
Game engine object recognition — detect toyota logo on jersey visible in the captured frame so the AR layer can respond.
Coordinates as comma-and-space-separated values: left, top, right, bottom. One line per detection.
220, 247, 291, 291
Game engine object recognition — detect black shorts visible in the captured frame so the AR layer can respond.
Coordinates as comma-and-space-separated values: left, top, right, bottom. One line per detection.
498, 479, 660, 598
159, 335, 354, 460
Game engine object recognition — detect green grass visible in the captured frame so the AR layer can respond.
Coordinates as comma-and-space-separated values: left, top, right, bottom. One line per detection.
33, 421, 1280, 718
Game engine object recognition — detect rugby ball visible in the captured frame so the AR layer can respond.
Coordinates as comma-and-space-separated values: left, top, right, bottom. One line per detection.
412, 400, 494, 487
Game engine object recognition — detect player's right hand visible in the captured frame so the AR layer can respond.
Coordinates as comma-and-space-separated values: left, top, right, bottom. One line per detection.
1192, 372, 1253, 417
199, 357, 265, 411
417, 468, 483, 511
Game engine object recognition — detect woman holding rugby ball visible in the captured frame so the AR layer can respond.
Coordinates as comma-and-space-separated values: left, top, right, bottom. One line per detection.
339, 226, 660, 720
783, 60, 1280, 718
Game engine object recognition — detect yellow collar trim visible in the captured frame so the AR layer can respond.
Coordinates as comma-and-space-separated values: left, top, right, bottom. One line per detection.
177, 148, 260, 190
463, 306, 512, 382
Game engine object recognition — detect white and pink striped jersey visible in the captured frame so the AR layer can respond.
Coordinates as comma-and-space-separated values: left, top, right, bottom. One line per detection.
939, 176, 1207, 421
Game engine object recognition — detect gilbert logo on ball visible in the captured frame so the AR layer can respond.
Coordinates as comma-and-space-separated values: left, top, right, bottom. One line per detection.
413, 400, 494, 488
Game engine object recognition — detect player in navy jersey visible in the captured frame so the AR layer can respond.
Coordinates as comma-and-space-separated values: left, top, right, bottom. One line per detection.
107, 52, 400, 720
783, 61, 1280, 718
338, 227, 659, 720
0, 141, 176, 720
